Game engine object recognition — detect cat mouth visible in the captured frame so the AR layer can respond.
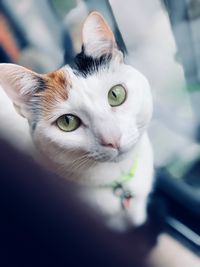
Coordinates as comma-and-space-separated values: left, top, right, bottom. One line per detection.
92, 149, 127, 163
91, 143, 134, 163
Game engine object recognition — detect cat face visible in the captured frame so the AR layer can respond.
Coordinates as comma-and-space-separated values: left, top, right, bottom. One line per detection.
0, 12, 152, 175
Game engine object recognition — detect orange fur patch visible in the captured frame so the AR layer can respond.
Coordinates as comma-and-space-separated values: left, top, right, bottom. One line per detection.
35, 69, 71, 119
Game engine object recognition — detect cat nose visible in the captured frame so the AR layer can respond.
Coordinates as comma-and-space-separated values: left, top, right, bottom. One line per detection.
100, 136, 121, 149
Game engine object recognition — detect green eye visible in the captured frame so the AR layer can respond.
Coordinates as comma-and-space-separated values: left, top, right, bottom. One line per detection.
108, 84, 126, 107
56, 114, 81, 132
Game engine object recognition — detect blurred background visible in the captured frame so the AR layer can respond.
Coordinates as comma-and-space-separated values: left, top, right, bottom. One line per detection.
0, 0, 200, 264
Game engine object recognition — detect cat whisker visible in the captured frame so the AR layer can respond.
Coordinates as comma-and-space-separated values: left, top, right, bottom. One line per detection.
70, 153, 96, 171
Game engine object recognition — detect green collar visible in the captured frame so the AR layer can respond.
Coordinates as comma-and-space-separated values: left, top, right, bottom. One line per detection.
107, 156, 139, 189
103, 156, 139, 209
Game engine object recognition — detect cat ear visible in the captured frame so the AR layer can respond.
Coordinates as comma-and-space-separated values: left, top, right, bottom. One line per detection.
0, 63, 44, 118
82, 11, 120, 58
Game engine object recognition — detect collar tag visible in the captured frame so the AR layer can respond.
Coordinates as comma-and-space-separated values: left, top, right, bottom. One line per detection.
113, 183, 134, 209
102, 157, 139, 209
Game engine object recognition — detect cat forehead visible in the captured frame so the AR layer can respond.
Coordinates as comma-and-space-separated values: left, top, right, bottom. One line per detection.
52, 64, 148, 118
32, 60, 148, 125
69, 62, 149, 93
37, 51, 114, 102
40, 62, 147, 108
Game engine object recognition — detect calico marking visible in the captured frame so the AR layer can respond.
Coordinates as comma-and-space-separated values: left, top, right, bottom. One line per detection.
30, 69, 71, 131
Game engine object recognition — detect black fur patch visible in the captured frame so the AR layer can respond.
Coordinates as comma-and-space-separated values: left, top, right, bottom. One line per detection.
71, 47, 112, 78
29, 99, 41, 133
35, 76, 47, 92
30, 121, 37, 132
29, 77, 47, 132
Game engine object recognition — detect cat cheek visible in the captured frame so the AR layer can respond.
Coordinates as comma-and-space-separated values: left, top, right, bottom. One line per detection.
136, 108, 152, 131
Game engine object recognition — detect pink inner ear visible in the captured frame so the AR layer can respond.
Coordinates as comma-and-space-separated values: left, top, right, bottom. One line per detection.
83, 12, 115, 43
82, 12, 116, 57
0, 63, 42, 118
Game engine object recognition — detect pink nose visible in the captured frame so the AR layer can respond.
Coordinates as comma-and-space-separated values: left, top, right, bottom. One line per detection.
100, 138, 120, 149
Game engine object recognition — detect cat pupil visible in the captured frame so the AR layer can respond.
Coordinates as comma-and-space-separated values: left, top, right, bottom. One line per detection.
112, 91, 117, 98
65, 116, 70, 124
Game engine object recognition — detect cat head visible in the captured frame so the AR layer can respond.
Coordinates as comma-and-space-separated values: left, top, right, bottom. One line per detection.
0, 12, 152, 179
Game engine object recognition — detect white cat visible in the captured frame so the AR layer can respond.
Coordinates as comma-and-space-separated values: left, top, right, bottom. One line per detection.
0, 12, 153, 230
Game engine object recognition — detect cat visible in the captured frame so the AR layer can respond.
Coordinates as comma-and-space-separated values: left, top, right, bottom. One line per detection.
0, 12, 153, 230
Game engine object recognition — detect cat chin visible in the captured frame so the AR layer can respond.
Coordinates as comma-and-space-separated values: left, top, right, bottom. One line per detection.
112, 149, 134, 163
113, 152, 128, 162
